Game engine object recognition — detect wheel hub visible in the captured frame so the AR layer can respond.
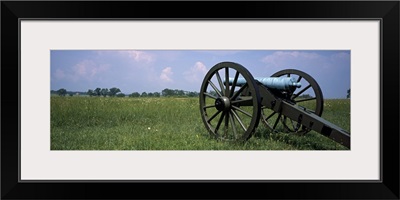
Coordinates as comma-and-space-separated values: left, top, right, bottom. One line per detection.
215, 97, 231, 111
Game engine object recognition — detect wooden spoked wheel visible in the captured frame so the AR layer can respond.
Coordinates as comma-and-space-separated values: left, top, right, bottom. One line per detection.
199, 62, 261, 141
261, 69, 324, 135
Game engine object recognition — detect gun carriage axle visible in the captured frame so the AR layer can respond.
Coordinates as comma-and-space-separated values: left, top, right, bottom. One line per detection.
199, 61, 350, 149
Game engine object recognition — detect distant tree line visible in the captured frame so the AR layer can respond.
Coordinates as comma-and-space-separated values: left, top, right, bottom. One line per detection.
87, 87, 123, 97
52, 88, 350, 99
51, 88, 85, 97
161, 88, 199, 97
51, 88, 200, 98
128, 92, 161, 98
128, 88, 199, 98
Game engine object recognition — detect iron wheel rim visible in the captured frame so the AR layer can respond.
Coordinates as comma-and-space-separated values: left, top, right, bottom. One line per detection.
261, 69, 324, 135
199, 62, 261, 141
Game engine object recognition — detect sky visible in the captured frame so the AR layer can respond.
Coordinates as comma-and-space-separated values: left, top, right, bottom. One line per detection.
51, 50, 350, 99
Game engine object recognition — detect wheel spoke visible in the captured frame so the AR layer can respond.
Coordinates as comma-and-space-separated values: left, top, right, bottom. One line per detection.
208, 80, 223, 97
297, 76, 303, 83
230, 71, 240, 97
207, 110, 222, 123
231, 109, 247, 131
273, 112, 282, 130
231, 83, 248, 100
203, 104, 216, 109
229, 111, 238, 139
225, 67, 229, 97
294, 121, 301, 131
231, 97, 253, 104
215, 71, 225, 96
232, 105, 252, 118
290, 119, 297, 131
204, 92, 218, 100
224, 111, 229, 137
292, 84, 311, 99
264, 111, 276, 121
283, 117, 297, 131
215, 111, 225, 133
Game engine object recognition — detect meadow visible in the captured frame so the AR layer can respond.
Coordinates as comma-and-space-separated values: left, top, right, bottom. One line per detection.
51, 96, 350, 150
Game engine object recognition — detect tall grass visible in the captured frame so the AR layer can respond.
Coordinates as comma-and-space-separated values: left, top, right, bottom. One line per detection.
51, 97, 350, 150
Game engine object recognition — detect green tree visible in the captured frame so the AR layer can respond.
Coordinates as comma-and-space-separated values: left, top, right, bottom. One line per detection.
175, 89, 185, 96
154, 92, 161, 97
116, 93, 125, 97
109, 87, 121, 97
94, 88, 101, 96
141, 92, 148, 97
188, 91, 198, 97
162, 88, 173, 96
87, 89, 94, 97
57, 88, 67, 96
162, 88, 182, 96
101, 88, 109, 97
129, 92, 140, 97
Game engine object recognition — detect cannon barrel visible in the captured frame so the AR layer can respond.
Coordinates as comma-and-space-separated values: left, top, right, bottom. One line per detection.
227, 77, 301, 90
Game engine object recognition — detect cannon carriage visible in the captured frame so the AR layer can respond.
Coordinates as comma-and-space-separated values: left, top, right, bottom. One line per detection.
199, 61, 350, 149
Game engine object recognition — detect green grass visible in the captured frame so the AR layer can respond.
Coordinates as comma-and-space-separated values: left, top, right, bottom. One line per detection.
51, 96, 350, 150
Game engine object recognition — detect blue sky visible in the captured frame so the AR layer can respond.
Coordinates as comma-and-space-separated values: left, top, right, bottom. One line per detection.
51, 50, 350, 98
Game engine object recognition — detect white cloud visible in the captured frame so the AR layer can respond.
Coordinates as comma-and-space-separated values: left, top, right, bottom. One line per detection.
183, 62, 208, 83
160, 67, 173, 82
73, 60, 109, 78
53, 60, 109, 82
122, 50, 153, 63
54, 69, 66, 80
74, 60, 92, 76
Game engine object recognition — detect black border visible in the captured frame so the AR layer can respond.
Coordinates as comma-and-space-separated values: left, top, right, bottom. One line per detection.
2, 1, 399, 199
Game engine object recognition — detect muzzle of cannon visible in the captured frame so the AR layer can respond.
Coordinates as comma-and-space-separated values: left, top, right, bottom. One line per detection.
199, 61, 350, 149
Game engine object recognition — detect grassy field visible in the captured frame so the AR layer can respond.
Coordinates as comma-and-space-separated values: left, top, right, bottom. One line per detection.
51, 96, 350, 150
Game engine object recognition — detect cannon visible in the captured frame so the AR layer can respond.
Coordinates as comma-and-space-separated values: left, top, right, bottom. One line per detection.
199, 61, 350, 149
